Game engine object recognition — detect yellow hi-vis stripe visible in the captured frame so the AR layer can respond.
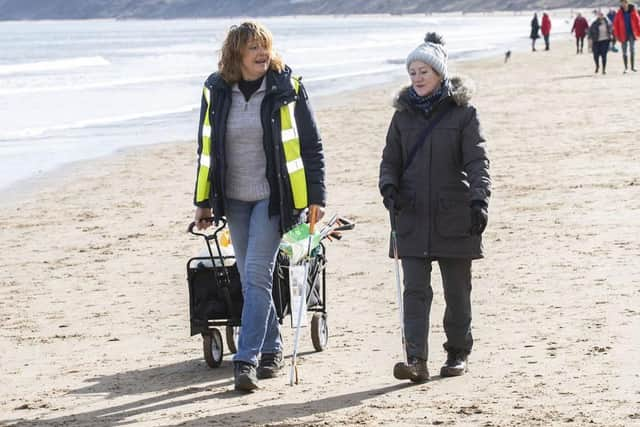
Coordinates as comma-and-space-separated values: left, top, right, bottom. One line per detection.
279, 77, 307, 209
196, 87, 212, 203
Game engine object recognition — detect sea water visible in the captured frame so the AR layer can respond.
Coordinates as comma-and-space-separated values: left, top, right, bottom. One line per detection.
0, 14, 570, 191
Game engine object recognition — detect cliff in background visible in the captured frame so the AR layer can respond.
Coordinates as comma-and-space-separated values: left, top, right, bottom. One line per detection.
0, 0, 603, 20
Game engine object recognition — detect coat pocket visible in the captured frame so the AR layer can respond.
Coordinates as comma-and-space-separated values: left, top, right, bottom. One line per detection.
396, 209, 415, 237
436, 190, 471, 238
395, 187, 416, 237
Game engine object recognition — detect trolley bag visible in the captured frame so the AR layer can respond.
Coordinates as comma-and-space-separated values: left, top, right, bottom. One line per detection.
188, 262, 243, 332
187, 220, 243, 335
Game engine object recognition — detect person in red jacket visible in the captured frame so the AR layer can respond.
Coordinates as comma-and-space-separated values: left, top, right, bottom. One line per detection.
571, 12, 590, 54
541, 12, 552, 50
613, 0, 640, 72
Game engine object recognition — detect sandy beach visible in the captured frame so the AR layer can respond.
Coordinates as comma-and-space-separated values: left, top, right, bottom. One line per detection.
1, 37, 639, 426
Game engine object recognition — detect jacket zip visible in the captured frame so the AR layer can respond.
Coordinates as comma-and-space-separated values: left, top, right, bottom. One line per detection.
259, 88, 284, 229
424, 99, 452, 257
425, 106, 439, 258
427, 123, 433, 258
216, 88, 230, 214
271, 103, 287, 232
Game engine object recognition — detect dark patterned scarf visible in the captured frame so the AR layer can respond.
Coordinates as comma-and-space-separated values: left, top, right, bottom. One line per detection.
408, 79, 451, 114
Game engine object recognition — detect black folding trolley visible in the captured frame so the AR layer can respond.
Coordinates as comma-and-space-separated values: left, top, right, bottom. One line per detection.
186, 216, 354, 367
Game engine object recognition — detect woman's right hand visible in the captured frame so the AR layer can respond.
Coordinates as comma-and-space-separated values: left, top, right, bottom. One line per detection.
194, 207, 213, 230
381, 185, 398, 211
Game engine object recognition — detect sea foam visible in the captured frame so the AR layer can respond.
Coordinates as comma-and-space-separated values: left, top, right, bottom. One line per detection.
0, 56, 110, 76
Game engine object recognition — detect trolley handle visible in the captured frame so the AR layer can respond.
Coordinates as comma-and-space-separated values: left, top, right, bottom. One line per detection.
187, 217, 227, 241
187, 217, 234, 315
333, 217, 356, 232
322, 216, 355, 241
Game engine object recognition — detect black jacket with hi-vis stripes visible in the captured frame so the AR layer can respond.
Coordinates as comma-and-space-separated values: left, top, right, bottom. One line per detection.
193, 65, 325, 233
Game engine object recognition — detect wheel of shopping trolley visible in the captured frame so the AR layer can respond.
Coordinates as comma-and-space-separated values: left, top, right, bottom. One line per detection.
311, 313, 328, 351
225, 325, 240, 354
202, 329, 224, 368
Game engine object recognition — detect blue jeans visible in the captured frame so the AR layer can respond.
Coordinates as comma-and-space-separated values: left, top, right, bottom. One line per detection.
225, 198, 282, 366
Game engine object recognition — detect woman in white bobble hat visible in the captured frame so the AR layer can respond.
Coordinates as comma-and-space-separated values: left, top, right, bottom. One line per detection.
379, 33, 491, 383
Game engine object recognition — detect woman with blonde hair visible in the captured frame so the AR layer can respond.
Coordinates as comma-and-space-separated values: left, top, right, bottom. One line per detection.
193, 21, 326, 391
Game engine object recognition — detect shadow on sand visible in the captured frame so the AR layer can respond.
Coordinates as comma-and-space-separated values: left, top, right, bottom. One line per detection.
4, 360, 441, 427
163, 382, 428, 427
4, 350, 336, 426
551, 74, 599, 81
4, 358, 234, 426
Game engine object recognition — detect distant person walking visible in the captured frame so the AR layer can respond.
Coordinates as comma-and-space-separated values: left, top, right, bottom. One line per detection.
589, 11, 613, 74
541, 12, 552, 50
379, 33, 491, 383
607, 8, 620, 51
530, 13, 541, 51
613, 0, 640, 72
572, 12, 590, 53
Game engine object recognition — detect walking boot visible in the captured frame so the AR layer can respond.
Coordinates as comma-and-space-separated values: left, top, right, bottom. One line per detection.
234, 361, 258, 392
623, 55, 629, 73
393, 357, 429, 383
440, 352, 468, 377
595, 64, 599, 73
256, 351, 284, 379
631, 55, 637, 72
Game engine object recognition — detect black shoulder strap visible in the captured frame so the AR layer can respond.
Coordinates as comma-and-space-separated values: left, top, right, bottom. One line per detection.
403, 104, 453, 173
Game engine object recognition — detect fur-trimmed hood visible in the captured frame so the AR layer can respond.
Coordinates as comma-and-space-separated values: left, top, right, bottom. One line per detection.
393, 75, 475, 112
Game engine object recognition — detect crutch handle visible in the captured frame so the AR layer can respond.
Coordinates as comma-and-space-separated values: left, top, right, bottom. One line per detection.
389, 200, 398, 232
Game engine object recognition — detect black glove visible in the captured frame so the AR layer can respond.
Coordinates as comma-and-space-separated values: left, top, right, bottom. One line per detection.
382, 185, 399, 212
470, 200, 488, 235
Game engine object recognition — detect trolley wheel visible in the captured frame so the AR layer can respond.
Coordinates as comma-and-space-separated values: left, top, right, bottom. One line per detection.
203, 329, 223, 368
311, 313, 328, 352
225, 325, 240, 354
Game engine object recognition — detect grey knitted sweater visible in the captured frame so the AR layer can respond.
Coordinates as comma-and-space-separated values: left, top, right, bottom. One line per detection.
224, 79, 270, 202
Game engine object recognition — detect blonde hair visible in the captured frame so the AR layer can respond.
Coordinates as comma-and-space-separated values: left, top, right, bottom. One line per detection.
218, 21, 284, 84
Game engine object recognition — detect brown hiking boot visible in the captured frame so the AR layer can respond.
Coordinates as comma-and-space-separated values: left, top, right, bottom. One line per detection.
393, 357, 429, 383
440, 352, 468, 377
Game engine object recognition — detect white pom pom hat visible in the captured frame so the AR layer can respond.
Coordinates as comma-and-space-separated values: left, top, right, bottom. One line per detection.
406, 32, 448, 79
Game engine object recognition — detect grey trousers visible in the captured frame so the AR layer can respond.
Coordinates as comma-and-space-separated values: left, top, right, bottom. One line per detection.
400, 257, 474, 361
621, 37, 636, 62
